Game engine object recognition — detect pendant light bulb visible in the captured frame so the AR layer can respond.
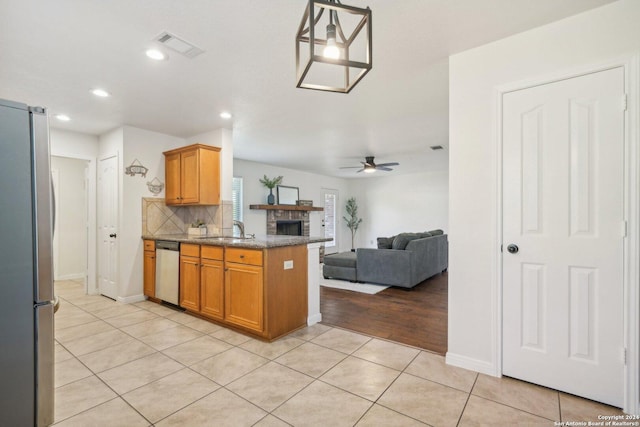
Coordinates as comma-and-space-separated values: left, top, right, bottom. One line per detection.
323, 23, 340, 59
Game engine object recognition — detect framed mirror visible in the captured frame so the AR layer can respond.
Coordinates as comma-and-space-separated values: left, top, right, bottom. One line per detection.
277, 185, 299, 205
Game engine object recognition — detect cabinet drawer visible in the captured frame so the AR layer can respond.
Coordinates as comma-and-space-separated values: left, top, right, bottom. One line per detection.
201, 245, 223, 260
225, 247, 263, 266
181, 244, 200, 257
144, 240, 155, 251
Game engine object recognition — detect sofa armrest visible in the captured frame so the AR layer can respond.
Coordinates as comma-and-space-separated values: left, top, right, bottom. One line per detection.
356, 248, 413, 287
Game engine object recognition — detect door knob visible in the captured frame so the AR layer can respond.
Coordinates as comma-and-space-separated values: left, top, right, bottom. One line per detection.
109, 233, 117, 238
507, 244, 519, 254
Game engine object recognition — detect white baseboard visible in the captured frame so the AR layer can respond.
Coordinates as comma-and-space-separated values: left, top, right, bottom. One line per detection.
117, 294, 146, 304
446, 352, 498, 377
308, 313, 322, 326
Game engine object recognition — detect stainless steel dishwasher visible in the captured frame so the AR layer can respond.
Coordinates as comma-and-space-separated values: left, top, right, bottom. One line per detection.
155, 240, 180, 305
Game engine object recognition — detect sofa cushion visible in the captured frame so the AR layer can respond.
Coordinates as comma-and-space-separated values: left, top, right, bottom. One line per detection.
324, 251, 357, 268
391, 233, 421, 250
377, 236, 395, 249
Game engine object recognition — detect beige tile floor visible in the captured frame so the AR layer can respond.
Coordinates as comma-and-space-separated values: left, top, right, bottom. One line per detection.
52, 280, 624, 426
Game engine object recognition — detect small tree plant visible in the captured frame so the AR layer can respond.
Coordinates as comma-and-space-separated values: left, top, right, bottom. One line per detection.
343, 197, 363, 250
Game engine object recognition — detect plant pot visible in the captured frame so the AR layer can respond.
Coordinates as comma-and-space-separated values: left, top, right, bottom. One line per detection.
267, 189, 275, 205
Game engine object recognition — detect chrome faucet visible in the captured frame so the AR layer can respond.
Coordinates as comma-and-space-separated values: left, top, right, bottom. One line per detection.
233, 220, 245, 238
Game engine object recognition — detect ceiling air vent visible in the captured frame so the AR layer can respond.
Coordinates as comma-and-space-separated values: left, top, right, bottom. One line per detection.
155, 32, 204, 58
430, 145, 444, 150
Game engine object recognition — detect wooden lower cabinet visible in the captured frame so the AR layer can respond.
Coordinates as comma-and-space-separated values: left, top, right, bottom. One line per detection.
174, 243, 308, 341
200, 258, 224, 320
224, 263, 264, 332
143, 240, 156, 297
180, 254, 200, 312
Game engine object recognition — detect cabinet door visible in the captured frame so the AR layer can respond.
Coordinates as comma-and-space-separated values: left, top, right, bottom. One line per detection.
143, 250, 155, 297
200, 259, 224, 320
180, 149, 199, 204
180, 255, 200, 311
165, 152, 181, 205
225, 263, 263, 332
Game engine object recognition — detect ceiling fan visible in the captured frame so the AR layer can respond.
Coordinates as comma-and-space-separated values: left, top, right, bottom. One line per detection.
340, 156, 399, 173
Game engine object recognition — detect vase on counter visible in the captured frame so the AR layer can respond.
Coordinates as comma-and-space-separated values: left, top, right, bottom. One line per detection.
267, 189, 275, 205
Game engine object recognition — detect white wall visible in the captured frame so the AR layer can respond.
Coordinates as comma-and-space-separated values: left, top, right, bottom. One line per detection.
51, 156, 88, 280
234, 159, 352, 252
448, 0, 640, 373
50, 128, 98, 292
348, 171, 449, 248
119, 126, 185, 301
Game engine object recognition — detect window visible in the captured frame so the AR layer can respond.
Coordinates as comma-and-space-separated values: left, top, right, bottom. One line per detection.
232, 177, 243, 222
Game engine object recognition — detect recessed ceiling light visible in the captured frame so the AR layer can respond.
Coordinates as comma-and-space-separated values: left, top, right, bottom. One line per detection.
55, 114, 70, 122
145, 49, 167, 61
91, 88, 110, 97
220, 112, 232, 119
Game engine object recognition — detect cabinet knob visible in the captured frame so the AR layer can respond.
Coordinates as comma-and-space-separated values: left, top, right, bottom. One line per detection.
240, 255, 245, 259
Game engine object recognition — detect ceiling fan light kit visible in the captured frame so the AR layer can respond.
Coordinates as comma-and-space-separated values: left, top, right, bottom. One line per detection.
340, 156, 399, 173
295, 0, 372, 94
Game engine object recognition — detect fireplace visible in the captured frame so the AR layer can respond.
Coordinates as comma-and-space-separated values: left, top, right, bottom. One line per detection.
276, 220, 303, 236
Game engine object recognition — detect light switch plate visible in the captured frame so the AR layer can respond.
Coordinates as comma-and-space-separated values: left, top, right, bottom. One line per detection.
284, 260, 294, 270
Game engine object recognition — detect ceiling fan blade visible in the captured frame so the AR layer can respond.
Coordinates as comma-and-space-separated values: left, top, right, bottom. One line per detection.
375, 162, 399, 167
356, 168, 364, 173
339, 166, 362, 169
377, 167, 393, 171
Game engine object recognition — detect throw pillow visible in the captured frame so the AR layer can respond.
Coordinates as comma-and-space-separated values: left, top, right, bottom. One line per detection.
428, 229, 444, 236
391, 233, 421, 250
418, 232, 432, 238
377, 236, 395, 249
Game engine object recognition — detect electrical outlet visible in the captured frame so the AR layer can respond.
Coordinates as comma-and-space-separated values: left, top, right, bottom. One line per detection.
284, 260, 294, 270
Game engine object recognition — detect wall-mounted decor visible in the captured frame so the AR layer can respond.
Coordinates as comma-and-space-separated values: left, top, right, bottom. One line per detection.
146, 177, 164, 195
277, 185, 299, 205
297, 200, 313, 207
125, 159, 148, 177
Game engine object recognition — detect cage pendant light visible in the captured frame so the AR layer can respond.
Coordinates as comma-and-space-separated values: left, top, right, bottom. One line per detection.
295, 0, 372, 94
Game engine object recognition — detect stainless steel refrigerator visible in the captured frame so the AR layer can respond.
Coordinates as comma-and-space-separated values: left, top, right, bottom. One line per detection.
0, 98, 55, 426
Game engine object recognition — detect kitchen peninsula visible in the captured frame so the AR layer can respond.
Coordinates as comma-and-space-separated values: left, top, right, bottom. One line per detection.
142, 234, 330, 341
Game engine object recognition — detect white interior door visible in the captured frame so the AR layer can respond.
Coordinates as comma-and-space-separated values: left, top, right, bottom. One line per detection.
323, 189, 339, 254
98, 155, 118, 300
502, 67, 625, 406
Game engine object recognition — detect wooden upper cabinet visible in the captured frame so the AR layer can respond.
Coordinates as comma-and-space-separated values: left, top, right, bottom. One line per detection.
163, 144, 221, 206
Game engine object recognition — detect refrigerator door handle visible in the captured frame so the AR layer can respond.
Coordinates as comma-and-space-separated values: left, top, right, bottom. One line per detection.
30, 108, 54, 303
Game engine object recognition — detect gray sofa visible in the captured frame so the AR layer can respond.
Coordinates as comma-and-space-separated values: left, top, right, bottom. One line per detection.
355, 230, 448, 288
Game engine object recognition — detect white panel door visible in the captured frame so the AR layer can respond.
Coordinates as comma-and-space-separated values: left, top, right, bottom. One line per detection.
502, 67, 625, 406
323, 189, 339, 254
98, 155, 118, 300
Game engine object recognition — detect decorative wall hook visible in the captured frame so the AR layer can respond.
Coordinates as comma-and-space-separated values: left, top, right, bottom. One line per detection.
125, 159, 149, 177
146, 177, 164, 195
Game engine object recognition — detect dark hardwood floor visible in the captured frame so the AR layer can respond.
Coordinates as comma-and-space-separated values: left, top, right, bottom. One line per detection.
320, 272, 448, 355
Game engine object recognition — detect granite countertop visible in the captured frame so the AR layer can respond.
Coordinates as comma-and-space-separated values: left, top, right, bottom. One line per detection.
142, 234, 332, 249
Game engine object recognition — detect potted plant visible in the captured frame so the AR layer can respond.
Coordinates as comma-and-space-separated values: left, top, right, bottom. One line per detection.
259, 175, 283, 205
187, 219, 207, 236
343, 197, 363, 251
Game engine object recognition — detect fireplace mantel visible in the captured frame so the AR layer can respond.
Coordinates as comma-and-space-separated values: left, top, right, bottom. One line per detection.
250, 204, 323, 212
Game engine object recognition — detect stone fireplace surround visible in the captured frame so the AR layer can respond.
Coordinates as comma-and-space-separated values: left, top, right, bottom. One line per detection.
267, 210, 310, 236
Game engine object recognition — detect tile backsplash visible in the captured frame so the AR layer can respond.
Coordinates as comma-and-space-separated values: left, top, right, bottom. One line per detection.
142, 198, 233, 236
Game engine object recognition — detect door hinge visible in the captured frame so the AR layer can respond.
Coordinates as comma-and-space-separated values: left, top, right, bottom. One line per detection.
623, 348, 627, 365
622, 220, 628, 238
623, 94, 628, 111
